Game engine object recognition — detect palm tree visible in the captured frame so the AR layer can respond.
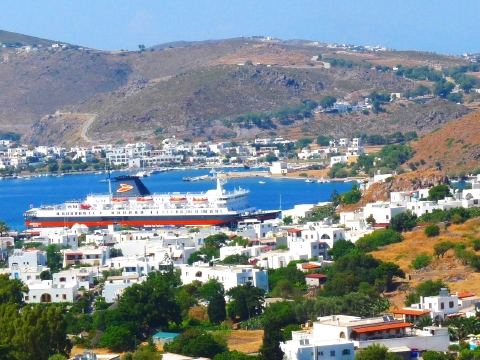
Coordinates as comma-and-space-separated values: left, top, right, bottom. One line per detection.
0, 221, 9, 237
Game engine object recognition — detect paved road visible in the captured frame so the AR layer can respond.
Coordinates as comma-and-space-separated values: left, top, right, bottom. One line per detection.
81, 114, 97, 142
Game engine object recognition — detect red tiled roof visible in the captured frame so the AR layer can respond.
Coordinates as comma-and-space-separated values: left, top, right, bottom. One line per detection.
305, 274, 327, 279
393, 309, 431, 316
458, 292, 476, 299
352, 322, 413, 334
302, 264, 321, 269
287, 229, 302, 233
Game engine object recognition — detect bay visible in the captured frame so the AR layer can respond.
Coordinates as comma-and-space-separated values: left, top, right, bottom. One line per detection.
0, 169, 354, 231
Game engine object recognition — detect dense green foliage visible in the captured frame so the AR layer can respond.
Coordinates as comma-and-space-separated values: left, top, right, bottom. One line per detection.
340, 184, 362, 204
355, 229, 404, 252
434, 241, 455, 258
411, 253, 433, 270
319, 95, 336, 109
356, 343, 403, 360
164, 328, 228, 359
214, 350, 258, 360
226, 283, 265, 321
389, 211, 418, 232
417, 207, 480, 224
208, 293, 227, 325
428, 185, 451, 201
425, 225, 440, 237
258, 311, 284, 360
405, 280, 447, 306
268, 266, 306, 292
395, 65, 443, 82
0, 131, 21, 141
404, 84, 432, 98
327, 239, 357, 259
188, 234, 229, 264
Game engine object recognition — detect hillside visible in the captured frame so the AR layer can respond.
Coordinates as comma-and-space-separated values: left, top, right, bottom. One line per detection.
371, 218, 480, 310
409, 108, 480, 175
0, 29, 62, 47
0, 31, 475, 145
340, 170, 449, 212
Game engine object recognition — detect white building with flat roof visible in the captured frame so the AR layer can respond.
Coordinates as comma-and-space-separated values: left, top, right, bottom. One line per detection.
103, 274, 147, 302
24, 280, 78, 304
181, 264, 268, 292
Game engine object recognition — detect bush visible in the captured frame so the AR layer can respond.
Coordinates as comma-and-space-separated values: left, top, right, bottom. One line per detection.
425, 225, 440, 237
389, 211, 417, 232
411, 253, 432, 270
355, 229, 403, 252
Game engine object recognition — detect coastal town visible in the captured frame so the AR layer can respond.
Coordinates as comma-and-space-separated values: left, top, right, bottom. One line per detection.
2, 3, 480, 359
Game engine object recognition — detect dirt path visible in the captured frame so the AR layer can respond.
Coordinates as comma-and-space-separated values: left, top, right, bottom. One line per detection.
81, 114, 97, 142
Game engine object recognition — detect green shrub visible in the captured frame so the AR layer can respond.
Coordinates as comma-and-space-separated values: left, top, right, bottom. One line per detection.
355, 229, 403, 252
424, 225, 440, 237
411, 253, 432, 270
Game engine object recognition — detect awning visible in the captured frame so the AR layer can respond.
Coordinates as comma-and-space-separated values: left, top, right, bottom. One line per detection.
352, 322, 413, 334
393, 309, 431, 316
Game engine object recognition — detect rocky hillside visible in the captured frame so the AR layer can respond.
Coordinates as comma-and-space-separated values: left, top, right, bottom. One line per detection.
341, 170, 449, 212
408, 109, 480, 175
0, 31, 475, 144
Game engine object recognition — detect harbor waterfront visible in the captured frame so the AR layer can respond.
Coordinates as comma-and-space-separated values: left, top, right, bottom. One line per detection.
1, 168, 353, 231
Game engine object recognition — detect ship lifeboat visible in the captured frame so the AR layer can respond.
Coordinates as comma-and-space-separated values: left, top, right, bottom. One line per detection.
79, 204, 92, 210
193, 197, 208, 203
170, 196, 187, 203
137, 196, 153, 202
112, 197, 128, 203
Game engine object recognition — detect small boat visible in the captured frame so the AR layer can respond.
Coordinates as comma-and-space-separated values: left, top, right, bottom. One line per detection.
305, 179, 314, 183
170, 197, 187, 203
259, 181, 265, 184
317, 178, 330, 183
112, 197, 128, 203
137, 197, 153, 202
193, 197, 208, 203
80, 204, 92, 210
344, 179, 352, 182
183, 177, 191, 181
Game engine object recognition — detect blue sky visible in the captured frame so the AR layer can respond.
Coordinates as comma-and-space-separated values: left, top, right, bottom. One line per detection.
1, 0, 479, 55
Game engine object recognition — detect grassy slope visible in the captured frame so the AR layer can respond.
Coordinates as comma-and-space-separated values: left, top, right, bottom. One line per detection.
372, 218, 480, 310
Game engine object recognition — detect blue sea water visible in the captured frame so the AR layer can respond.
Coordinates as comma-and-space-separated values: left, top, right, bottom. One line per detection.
0, 169, 353, 231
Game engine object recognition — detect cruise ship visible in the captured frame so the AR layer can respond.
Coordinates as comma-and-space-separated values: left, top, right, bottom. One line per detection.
24, 175, 280, 229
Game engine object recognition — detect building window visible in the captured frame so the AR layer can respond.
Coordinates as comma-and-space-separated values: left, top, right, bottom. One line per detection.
449, 301, 454, 308
330, 350, 335, 356
440, 302, 444, 310
318, 351, 323, 356
62, 294, 67, 300
24, 296, 29, 301
342, 349, 350, 355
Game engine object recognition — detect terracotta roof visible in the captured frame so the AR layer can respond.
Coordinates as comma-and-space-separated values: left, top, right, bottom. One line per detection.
352, 322, 413, 334
394, 309, 431, 316
458, 292, 476, 299
305, 274, 327, 279
302, 264, 322, 269
287, 229, 302, 233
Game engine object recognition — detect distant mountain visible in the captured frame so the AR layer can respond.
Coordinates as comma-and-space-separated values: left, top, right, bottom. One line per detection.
0, 30, 474, 146
0, 29, 66, 47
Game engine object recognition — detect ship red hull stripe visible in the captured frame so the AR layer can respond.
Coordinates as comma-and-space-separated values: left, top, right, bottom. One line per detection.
26, 219, 229, 227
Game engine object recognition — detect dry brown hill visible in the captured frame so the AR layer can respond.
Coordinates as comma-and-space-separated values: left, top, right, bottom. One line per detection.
371, 218, 480, 310
340, 170, 449, 212
0, 32, 474, 145
409, 109, 480, 175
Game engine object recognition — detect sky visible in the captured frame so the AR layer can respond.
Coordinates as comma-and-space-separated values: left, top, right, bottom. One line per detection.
0, 0, 479, 55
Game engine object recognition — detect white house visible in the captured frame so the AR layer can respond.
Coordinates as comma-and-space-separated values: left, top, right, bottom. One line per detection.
102, 274, 147, 303
281, 338, 354, 360
398, 288, 460, 321
53, 267, 94, 290
9, 248, 47, 268
282, 205, 316, 225
24, 280, 78, 304
363, 202, 407, 226
181, 264, 269, 292
270, 161, 288, 175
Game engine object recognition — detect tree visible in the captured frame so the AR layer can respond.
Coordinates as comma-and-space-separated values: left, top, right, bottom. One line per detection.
99, 326, 132, 352
283, 324, 302, 341
0, 221, 10, 236
327, 239, 356, 260
341, 184, 362, 205
389, 210, 417, 232
12, 305, 72, 360
411, 253, 432, 270
48, 355, 67, 360
46, 244, 63, 273
422, 350, 454, 360
258, 312, 284, 360
226, 283, 265, 321
434, 241, 455, 258
319, 96, 336, 109
406, 280, 448, 306
374, 262, 405, 292
365, 214, 376, 227
164, 329, 228, 359
138, 44, 146, 52
283, 215, 293, 225
0, 274, 28, 305
265, 152, 278, 164
428, 185, 451, 201
356, 344, 402, 360
199, 279, 224, 301
208, 293, 227, 325
214, 350, 258, 360
48, 162, 59, 173
316, 135, 333, 146
425, 225, 440, 237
